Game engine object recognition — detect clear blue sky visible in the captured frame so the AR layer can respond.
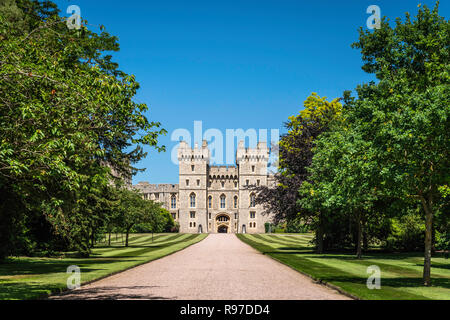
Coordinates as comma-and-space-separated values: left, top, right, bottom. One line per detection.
55, 0, 448, 184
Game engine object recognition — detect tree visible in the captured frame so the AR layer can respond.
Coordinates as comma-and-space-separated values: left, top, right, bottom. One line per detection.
0, 0, 166, 258
348, 2, 449, 284
252, 93, 342, 253
117, 189, 161, 247
299, 110, 382, 258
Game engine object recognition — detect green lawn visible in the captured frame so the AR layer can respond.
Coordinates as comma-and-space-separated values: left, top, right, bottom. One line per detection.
0, 233, 207, 300
237, 233, 450, 300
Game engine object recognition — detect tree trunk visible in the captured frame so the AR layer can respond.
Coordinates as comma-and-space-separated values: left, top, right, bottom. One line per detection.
125, 228, 131, 247
108, 232, 111, 246
363, 219, 368, 251
356, 213, 362, 259
363, 228, 368, 252
316, 213, 324, 254
421, 194, 433, 287
431, 222, 436, 254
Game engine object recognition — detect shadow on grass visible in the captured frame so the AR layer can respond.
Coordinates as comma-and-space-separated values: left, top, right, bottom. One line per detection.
50, 286, 172, 300
0, 282, 50, 300
426, 262, 450, 271
320, 275, 450, 289
0, 258, 136, 277
277, 247, 313, 251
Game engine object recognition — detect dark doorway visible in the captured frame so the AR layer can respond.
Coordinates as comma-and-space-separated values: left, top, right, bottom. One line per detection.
218, 225, 228, 233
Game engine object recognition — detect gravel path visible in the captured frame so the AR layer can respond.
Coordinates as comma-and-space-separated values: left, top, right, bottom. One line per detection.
51, 234, 349, 300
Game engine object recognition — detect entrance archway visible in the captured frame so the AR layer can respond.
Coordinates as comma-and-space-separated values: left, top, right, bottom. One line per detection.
215, 213, 230, 233
218, 225, 228, 233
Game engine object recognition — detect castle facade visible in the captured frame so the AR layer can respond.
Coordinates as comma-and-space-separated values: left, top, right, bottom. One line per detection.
133, 140, 275, 233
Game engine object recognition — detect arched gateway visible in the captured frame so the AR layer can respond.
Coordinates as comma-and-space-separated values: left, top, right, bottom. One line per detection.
218, 225, 228, 233
215, 214, 230, 233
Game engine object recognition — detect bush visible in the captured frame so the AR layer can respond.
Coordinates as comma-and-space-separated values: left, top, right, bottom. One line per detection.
384, 213, 425, 251
436, 230, 450, 256
171, 222, 180, 233
265, 222, 277, 233
286, 217, 310, 233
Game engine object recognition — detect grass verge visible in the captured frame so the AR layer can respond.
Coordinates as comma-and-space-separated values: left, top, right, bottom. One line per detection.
0, 233, 207, 300
237, 233, 450, 300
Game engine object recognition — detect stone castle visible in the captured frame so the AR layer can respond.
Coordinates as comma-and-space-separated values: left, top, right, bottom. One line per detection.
133, 140, 275, 233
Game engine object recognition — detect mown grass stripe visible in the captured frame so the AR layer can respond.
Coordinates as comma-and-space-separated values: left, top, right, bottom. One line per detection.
103, 234, 192, 258
91, 234, 190, 257
254, 235, 306, 249
270, 235, 312, 246
0, 233, 208, 300
255, 234, 312, 249
237, 234, 449, 300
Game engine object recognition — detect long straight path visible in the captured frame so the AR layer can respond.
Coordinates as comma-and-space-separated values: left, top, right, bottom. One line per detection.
52, 234, 349, 300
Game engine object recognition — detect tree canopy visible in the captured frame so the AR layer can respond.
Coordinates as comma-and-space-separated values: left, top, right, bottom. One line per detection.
0, 0, 166, 258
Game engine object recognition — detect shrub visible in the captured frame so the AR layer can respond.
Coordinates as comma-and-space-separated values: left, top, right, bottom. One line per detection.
436, 230, 449, 257
286, 217, 310, 233
384, 213, 425, 251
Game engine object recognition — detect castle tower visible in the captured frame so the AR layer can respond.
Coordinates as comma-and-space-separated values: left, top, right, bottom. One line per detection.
177, 140, 210, 233
236, 141, 270, 233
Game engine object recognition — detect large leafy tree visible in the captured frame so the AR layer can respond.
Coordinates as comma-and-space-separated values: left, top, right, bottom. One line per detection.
0, 0, 166, 258
252, 93, 342, 252
116, 189, 161, 247
347, 2, 448, 285
300, 98, 383, 258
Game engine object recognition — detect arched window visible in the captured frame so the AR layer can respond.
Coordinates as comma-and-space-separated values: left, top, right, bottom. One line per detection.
250, 193, 256, 207
220, 194, 226, 209
171, 195, 176, 209
190, 193, 196, 208
208, 195, 212, 209
234, 196, 238, 208
216, 215, 229, 222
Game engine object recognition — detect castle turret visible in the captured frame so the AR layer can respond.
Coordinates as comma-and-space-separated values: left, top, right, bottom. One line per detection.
236, 140, 270, 233
177, 140, 209, 233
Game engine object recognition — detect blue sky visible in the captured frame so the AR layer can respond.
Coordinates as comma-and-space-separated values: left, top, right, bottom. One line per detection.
55, 0, 448, 184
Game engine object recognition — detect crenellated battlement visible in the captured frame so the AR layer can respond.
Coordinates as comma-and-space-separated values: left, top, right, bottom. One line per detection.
236, 140, 270, 164
209, 166, 238, 180
133, 182, 178, 192
177, 140, 210, 162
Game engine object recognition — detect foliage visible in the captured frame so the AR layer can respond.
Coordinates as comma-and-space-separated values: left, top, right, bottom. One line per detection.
115, 189, 162, 246
296, 1, 448, 284
170, 221, 180, 233
385, 212, 425, 252
435, 230, 449, 255
133, 207, 175, 233
347, 1, 449, 284
0, 0, 166, 258
285, 216, 310, 233
252, 93, 342, 224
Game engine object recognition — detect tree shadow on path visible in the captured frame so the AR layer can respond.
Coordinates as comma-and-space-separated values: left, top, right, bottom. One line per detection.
50, 285, 172, 300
